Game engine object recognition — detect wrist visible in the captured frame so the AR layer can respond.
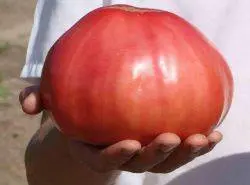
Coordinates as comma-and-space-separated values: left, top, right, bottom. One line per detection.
25, 112, 121, 185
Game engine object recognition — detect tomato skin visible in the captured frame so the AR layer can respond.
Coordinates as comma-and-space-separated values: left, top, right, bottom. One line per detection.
40, 5, 234, 146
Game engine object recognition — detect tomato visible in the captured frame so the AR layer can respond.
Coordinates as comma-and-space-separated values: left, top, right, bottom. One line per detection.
40, 5, 234, 146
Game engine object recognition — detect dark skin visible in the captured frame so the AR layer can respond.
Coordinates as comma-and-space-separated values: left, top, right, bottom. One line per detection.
20, 85, 222, 185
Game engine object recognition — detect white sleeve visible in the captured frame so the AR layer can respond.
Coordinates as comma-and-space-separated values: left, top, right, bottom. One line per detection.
20, 0, 107, 84
20, 0, 47, 84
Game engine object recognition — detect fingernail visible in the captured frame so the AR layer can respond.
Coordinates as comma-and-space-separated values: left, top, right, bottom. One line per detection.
27, 92, 35, 100
23, 93, 36, 106
160, 144, 179, 153
120, 148, 137, 157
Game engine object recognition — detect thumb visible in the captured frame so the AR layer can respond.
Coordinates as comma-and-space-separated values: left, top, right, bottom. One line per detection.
19, 86, 43, 115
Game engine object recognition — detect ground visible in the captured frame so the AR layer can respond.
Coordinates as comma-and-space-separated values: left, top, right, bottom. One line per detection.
0, 1, 40, 184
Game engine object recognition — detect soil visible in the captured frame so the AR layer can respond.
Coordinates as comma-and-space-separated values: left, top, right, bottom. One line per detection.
0, 1, 40, 184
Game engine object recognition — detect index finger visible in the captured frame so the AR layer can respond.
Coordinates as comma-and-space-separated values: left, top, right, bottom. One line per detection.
69, 140, 141, 172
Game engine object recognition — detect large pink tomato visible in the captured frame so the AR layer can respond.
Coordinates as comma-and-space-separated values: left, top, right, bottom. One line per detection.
40, 5, 233, 146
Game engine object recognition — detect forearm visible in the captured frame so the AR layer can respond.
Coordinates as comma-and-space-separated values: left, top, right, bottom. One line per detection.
25, 111, 120, 185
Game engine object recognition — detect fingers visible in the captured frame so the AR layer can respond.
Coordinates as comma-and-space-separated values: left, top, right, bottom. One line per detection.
121, 133, 181, 173
19, 86, 43, 114
207, 131, 223, 146
199, 131, 223, 155
68, 131, 223, 174
69, 140, 141, 173
150, 134, 209, 173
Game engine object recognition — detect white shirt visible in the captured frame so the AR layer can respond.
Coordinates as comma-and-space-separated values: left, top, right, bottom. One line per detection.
21, 1, 250, 185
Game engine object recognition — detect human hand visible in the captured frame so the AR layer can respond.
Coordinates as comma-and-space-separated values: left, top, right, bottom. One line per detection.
20, 85, 222, 174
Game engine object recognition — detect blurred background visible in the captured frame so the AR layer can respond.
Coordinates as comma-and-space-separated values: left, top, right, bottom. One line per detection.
0, 1, 40, 184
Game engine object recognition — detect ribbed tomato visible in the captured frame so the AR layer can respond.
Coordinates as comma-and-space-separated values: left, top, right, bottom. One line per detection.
40, 5, 233, 146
